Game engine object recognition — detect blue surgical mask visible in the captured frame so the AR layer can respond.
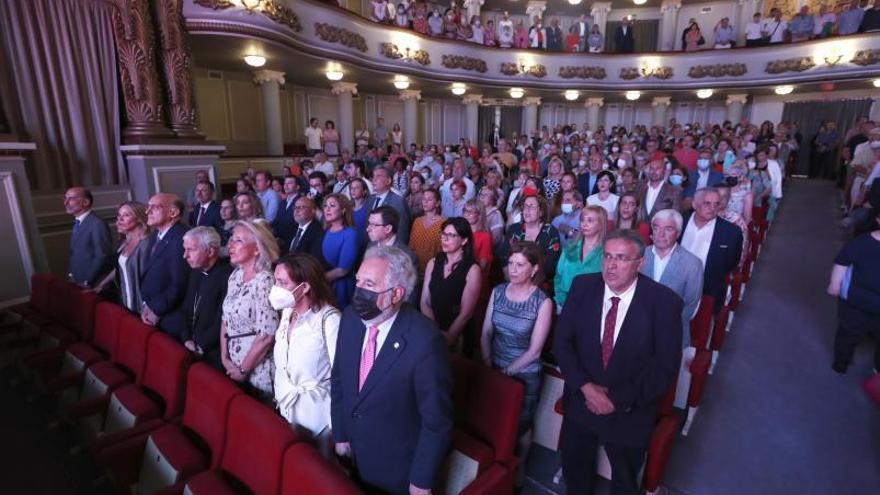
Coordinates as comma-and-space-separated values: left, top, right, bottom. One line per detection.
669, 175, 683, 186
697, 158, 711, 170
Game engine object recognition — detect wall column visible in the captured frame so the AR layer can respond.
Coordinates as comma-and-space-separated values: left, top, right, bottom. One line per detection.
652, 97, 672, 127
153, 0, 203, 139
736, 0, 762, 45
253, 70, 285, 156
590, 2, 612, 40
399, 90, 421, 146
869, 95, 880, 123
522, 97, 542, 137
525, 1, 547, 23
462, 94, 483, 145
464, 0, 485, 21
726, 94, 749, 125
585, 97, 604, 132
331, 82, 358, 154
659, 0, 682, 51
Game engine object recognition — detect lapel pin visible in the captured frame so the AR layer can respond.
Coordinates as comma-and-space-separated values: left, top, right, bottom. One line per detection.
393, 342, 400, 349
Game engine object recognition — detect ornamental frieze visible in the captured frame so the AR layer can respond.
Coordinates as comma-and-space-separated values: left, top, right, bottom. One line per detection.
315, 22, 367, 52
441, 55, 488, 73
558, 66, 607, 80
688, 63, 748, 78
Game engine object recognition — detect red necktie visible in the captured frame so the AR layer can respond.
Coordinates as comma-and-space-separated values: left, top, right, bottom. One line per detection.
359, 326, 379, 391
602, 297, 620, 369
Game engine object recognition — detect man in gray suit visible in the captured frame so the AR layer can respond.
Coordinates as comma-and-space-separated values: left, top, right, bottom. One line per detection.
640, 208, 703, 350
64, 187, 113, 287
367, 164, 410, 242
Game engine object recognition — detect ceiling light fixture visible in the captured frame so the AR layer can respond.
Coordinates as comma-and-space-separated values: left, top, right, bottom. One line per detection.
451, 83, 467, 96
633, 0, 647, 4
243, 54, 266, 67
325, 63, 344, 81
774, 85, 794, 95
625, 90, 641, 101
873, 79, 880, 88
696, 89, 714, 99
509, 87, 524, 99
564, 90, 580, 101
393, 75, 410, 90
568, 0, 583, 5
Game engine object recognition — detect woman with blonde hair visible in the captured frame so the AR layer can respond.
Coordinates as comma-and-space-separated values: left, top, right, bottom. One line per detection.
321, 193, 359, 308
221, 219, 280, 397
90, 201, 151, 313
553, 205, 607, 310
234, 191, 264, 221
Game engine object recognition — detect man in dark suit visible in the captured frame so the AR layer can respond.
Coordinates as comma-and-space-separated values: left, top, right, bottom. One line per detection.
181, 226, 233, 370
615, 16, 636, 53
682, 149, 725, 210
637, 159, 683, 219
140, 193, 190, 339
187, 180, 223, 233
331, 246, 453, 495
578, 153, 606, 196
554, 230, 682, 495
64, 187, 113, 287
680, 188, 743, 311
367, 164, 410, 242
546, 17, 563, 51
366, 206, 418, 305
285, 196, 326, 268
273, 175, 302, 246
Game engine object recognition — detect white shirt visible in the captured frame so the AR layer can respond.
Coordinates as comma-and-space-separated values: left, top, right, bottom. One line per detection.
681, 216, 716, 267
157, 224, 173, 241
744, 21, 763, 40
305, 126, 322, 150
315, 159, 336, 178
74, 210, 92, 224
601, 279, 638, 347
696, 169, 710, 189
645, 181, 663, 215
762, 19, 787, 42
651, 244, 676, 282
361, 309, 400, 357
587, 192, 620, 218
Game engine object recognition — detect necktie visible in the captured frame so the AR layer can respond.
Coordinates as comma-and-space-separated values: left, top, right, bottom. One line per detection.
289, 227, 304, 252
196, 206, 206, 226
359, 325, 380, 391
372, 196, 381, 211
72, 219, 81, 237
602, 297, 620, 369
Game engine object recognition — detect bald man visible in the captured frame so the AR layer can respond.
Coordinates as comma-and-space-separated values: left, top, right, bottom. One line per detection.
64, 187, 113, 287
140, 193, 190, 338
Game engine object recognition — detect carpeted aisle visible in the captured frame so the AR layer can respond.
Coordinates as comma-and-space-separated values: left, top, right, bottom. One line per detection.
662, 179, 880, 494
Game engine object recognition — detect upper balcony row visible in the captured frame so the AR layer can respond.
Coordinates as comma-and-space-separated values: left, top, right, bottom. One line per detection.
184, 0, 880, 89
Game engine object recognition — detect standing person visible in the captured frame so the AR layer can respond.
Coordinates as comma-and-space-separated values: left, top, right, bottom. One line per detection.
480, 241, 553, 465
234, 191, 264, 222
272, 253, 341, 457
390, 123, 404, 147
322, 193, 359, 309
613, 193, 651, 246
305, 117, 324, 156
529, 16, 545, 49
744, 12, 764, 46
140, 193, 190, 338
837, 0, 864, 36
406, 173, 426, 218
587, 23, 604, 52
761, 8, 787, 44
373, 117, 389, 148
349, 178, 370, 249
506, 193, 562, 286
498, 11, 514, 48
355, 122, 371, 149
683, 19, 704, 51
713, 17, 735, 48
254, 171, 280, 223
64, 187, 113, 288
181, 227, 233, 370
827, 210, 880, 374
788, 6, 815, 42
410, 189, 445, 279
421, 218, 482, 348
574, 13, 590, 52
221, 220, 280, 397
89, 201, 150, 313
615, 16, 635, 53
812, 121, 840, 180
323, 120, 340, 156
273, 176, 302, 247
188, 180, 223, 232
331, 246, 453, 495
554, 206, 607, 310
287, 196, 326, 266
587, 170, 621, 218
545, 17, 563, 51
368, 164, 411, 242
554, 230, 683, 495
218, 198, 237, 247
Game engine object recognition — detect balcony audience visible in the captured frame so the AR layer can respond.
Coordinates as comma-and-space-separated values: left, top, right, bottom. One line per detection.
861, 0, 880, 32
682, 19, 704, 52
614, 16, 635, 53
140, 193, 189, 337
64, 187, 113, 288
762, 8, 787, 44
788, 6, 815, 42
89, 201, 150, 313
305, 117, 323, 156
587, 23, 604, 52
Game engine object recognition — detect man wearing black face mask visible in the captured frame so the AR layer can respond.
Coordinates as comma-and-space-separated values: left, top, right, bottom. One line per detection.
330, 245, 452, 495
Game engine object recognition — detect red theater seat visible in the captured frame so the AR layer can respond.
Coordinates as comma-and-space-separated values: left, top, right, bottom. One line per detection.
682, 349, 712, 436
5, 273, 54, 319
281, 443, 361, 495
690, 295, 715, 351
183, 395, 299, 495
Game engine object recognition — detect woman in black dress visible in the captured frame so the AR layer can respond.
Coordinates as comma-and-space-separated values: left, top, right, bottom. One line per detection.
420, 217, 482, 348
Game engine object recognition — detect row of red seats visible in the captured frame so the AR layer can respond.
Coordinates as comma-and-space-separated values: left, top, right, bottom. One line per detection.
2, 275, 528, 495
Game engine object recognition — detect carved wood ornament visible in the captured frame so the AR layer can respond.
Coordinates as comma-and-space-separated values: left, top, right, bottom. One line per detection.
558, 66, 607, 80
441, 55, 488, 73
154, 0, 204, 139
315, 23, 368, 52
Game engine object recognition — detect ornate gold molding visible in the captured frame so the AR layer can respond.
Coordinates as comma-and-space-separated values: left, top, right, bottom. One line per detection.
558, 66, 607, 80
688, 63, 747, 78
851, 49, 880, 66
441, 55, 488, 73
765, 57, 815, 74
621, 66, 673, 80
500, 63, 546, 78
315, 22, 367, 52
380, 43, 430, 66
155, 0, 203, 139
193, 0, 300, 32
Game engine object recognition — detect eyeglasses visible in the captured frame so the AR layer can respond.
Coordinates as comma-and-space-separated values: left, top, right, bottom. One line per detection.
603, 253, 642, 263
367, 222, 387, 229
440, 232, 460, 239
522, 204, 540, 210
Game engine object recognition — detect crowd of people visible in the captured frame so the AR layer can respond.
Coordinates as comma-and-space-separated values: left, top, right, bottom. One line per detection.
363, 0, 880, 53
60, 109, 880, 494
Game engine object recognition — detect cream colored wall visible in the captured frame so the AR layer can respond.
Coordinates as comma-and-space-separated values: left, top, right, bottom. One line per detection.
748, 89, 879, 126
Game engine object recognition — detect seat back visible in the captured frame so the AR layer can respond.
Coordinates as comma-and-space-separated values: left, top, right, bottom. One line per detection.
220, 395, 299, 495
181, 363, 242, 469
46, 280, 98, 341
689, 295, 715, 350
451, 356, 524, 465
142, 332, 193, 419
113, 313, 154, 380
281, 443, 361, 495
29, 273, 55, 312
92, 302, 127, 355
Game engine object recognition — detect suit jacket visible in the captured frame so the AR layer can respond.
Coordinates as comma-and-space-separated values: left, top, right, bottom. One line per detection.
181, 257, 233, 369
684, 170, 725, 198
140, 222, 190, 338
187, 201, 224, 233
637, 182, 683, 218
680, 213, 743, 308
615, 25, 635, 53
553, 273, 682, 447
272, 193, 301, 246
285, 219, 328, 269
69, 211, 114, 287
641, 246, 704, 347
331, 304, 453, 494
546, 25, 563, 50
368, 191, 411, 243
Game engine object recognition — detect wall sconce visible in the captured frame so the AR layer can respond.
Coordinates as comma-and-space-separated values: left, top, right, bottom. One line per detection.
774, 85, 794, 95
872, 78, 880, 88
393, 75, 410, 90
325, 63, 344, 81
696, 89, 714, 99
509, 87, 524, 99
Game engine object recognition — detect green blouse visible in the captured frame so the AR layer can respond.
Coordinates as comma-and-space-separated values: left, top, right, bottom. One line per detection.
554, 239, 603, 309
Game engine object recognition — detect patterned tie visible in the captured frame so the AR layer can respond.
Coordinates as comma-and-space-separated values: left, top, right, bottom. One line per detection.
358, 325, 380, 391
289, 227, 304, 252
602, 297, 620, 369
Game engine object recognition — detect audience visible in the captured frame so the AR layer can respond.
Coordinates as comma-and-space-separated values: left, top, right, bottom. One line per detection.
613, 192, 651, 245
554, 205, 607, 310
140, 193, 189, 337
90, 201, 150, 313
321, 193, 359, 309
235, 191, 264, 221
188, 180, 223, 232
218, 198, 237, 246
410, 188, 445, 278
505, 193, 562, 287
64, 187, 113, 288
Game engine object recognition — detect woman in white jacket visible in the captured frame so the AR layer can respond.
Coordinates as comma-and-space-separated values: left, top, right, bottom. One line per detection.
270, 253, 341, 458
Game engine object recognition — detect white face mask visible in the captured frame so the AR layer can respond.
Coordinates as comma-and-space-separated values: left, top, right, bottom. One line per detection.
309, 187, 318, 197
561, 203, 574, 214
269, 283, 303, 310
421, 172, 430, 180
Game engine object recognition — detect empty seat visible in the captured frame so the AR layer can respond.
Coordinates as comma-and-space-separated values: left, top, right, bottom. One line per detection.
183, 395, 299, 495
5, 273, 55, 319
281, 443, 361, 495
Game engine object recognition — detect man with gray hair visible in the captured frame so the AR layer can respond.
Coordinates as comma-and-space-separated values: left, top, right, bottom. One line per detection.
331, 245, 452, 495
181, 227, 233, 369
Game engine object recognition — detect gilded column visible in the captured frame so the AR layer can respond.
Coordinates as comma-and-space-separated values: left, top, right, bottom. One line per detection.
153, 0, 204, 139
